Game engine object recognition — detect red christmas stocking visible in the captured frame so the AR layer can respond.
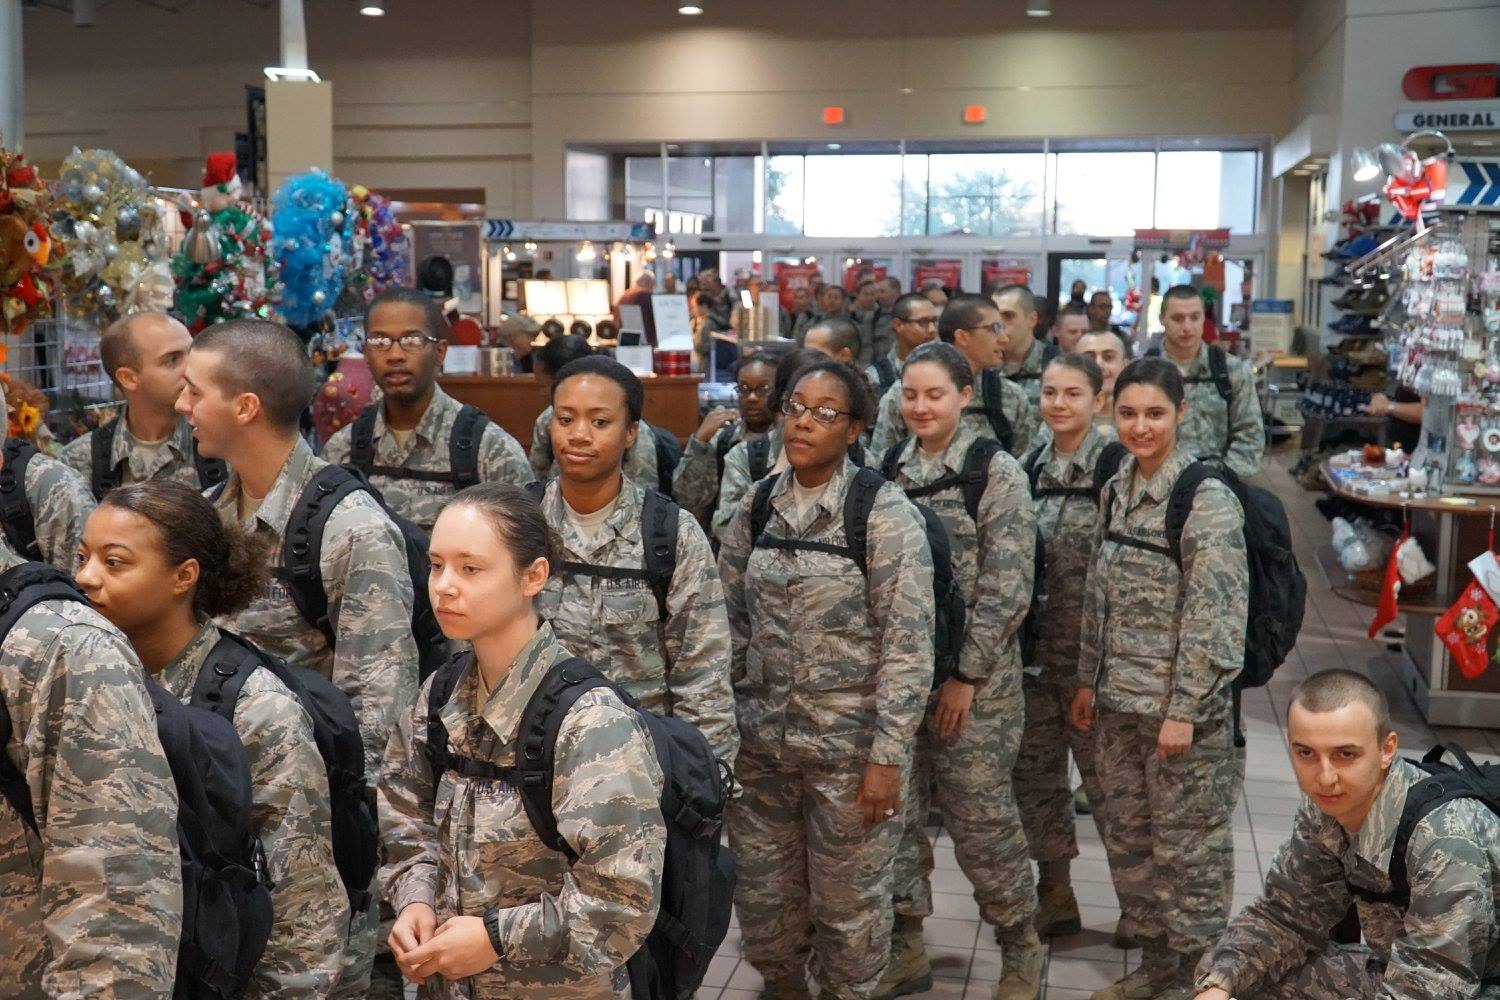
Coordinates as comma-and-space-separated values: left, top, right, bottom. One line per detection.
1436, 580, 1499, 679
1367, 524, 1409, 639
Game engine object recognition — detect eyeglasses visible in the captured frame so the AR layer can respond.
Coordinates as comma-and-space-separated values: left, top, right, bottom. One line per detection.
897, 315, 939, 327
963, 322, 1004, 335
781, 397, 852, 426
365, 334, 440, 353
738, 383, 771, 398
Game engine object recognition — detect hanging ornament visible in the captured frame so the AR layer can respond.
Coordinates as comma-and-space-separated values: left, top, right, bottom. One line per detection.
1436, 580, 1498, 679
183, 211, 223, 265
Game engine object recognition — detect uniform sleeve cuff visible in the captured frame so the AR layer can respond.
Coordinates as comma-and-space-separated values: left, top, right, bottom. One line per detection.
393, 882, 436, 917
493, 902, 552, 966
1195, 967, 1235, 993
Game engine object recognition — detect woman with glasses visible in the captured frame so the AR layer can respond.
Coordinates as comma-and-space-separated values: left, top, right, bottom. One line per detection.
321, 287, 532, 532
1070, 358, 1247, 1000
718, 359, 935, 1000
876, 341, 1043, 1000
672, 351, 778, 529
532, 355, 739, 766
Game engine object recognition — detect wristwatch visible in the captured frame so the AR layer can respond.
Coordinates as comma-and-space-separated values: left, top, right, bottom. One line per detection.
951, 670, 980, 686
482, 907, 506, 964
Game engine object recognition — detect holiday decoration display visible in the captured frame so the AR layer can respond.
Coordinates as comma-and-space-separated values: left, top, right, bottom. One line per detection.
171, 152, 276, 332
0, 374, 48, 445
0, 139, 58, 339
309, 350, 372, 445
1367, 520, 1409, 639
1436, 578, 1499, 679
351, 184, 408, 298
51, 147, 173, 320
270, 169, 356, 328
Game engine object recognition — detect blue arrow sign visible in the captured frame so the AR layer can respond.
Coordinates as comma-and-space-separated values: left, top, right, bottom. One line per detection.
1444, 161, 1500, 211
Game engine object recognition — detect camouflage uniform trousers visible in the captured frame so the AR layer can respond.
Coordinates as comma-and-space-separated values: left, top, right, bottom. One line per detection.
328, 880, 382, 1000
892, 674, 1036, 932
1094, 707, 1241, 960
1013, 676, 1106, 864
1197, 944, 1384, 1000
730, 746, 910, 1000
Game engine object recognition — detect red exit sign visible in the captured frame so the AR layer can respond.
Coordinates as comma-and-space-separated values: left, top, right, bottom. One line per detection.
1403, 63, 1499, 101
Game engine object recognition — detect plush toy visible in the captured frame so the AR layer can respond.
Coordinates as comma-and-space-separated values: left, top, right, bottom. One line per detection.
0, 140, 57, 337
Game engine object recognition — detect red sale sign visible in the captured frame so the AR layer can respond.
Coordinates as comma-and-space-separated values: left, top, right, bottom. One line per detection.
842, 263, 888, 292
913, 260, 962, 292
774, 262, 820, 311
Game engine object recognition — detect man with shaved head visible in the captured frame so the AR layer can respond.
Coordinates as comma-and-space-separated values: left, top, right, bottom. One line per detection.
1192, 669, 1500, 1000
60, 310, 226, 499
988, 283, 1054, 407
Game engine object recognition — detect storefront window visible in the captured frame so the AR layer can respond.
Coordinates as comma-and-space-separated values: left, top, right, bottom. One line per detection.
803, 154, 903, 238
765, 155, 804, 235
1049, 151, 1156, 235
923, 153, 1045, 237
1154, 150, 1260, 233
624, 155, 664, 224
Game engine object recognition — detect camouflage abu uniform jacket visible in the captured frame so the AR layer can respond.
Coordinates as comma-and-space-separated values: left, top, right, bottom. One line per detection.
1199, 756, 1500, 999
212, 437, 419, 782
1030, 427, 1111, 690
378, 623, 665, 1000
1077, 447, 1248, 723
711, 426, 784, 544
157, 618, 348, 998
718, 458, 935, 765
58, 413, 202, 494
884, 424, 1033, 692
671, 421, 767, 516
529, 407, 663, 490
0, 544, 182, 999
6, 442, 95, 574
320, 387, 531, 533
535, 476, 739, 768
1003, 337, 1052, 408
870, 368, 1038, 461
1169, 342, 1265, 478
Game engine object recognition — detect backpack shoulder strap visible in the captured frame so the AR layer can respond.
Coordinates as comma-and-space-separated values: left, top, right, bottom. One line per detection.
748, 475, 778, 547
747, 435, 771, 483
1164, 462, 1224, 569
651, 426, 681, 496
424, 652, 473, 782
640, 489, 680, 621
1021, 444, 1046, 495
842, 467, 885, 575
1093, 441, 1129, 497
1207, 344, 1233, 403
961, 438, 1004, 523
448, 405, 488, 490
978, 369, 1013, 451
879, 438, 908, 483
347, 406, 380, 476
0, 688, 34, 833
713, 425, 738, 480
874, 355, 897, 392
192, 444, 228, 493
189, 630, 262, 726
279, 465, 365, 647
90, 415, 123, 500
0, 439, 40, 562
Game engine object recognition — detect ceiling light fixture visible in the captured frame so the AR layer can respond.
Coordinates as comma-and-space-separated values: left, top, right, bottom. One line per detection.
1026, 0, 1052, 16
263, 66, 322, 82
1351, 147, 1380, 182
359, 1, 385, 14
677, 3, 704, 14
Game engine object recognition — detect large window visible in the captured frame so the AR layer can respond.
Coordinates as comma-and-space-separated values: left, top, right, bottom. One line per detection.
917, 152, 1046, 237
1049, 151, 1156, 236
1154, 150, 1260, 233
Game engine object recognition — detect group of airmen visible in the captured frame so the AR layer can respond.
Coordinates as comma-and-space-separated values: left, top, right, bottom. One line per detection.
0, 279, 1495, 1000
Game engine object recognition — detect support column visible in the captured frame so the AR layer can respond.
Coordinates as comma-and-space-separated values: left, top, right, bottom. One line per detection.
0, 0, 22, 149
265, 79, 334, 193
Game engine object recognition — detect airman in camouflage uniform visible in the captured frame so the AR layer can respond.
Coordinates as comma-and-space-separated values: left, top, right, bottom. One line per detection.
0, 542, 183, 998
59, 416, 208, 496
1077, 446, 1248, 998
671, 419, 767, 516
673, 354, 778, 521
711, 426, 783, 544
379, 621, 666, 999
1167, 343, 1264, 478
719, 458, 935, 1000
870, 372, 1037, 460
1004, 336, 1053, 407
534, 475, 739, 767
529, 406, 670, 490
882, 426, 1044, 998
155, 618, 349, 997
212, 436, 419, 999
1013, 426, 1114, 938
2, 442, 96, 574
321, 385, 531, 533
1195, 754, 1500, 999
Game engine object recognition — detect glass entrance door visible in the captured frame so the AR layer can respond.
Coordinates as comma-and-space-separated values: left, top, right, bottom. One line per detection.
1047, 252, 1139, 330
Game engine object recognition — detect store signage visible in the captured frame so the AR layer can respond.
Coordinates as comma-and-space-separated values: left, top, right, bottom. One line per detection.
1248, 299, 1294, 363
482, 219, 654, 242
1402, 64, 1498, 101
1394, 101, 1500, 131
982, 258, 1031, 288
1442, 161, 1500, 211
913, 260, 963, 292
774, 261, 820, 311
1132, 228, 1231, 251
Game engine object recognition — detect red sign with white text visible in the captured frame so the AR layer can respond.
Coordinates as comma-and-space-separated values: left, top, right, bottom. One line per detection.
982, 259, 1032, 289
842, 264, 888, 292
1402, 63, 1499, 101
913, 260, 963, 292
774, 262, 820, 311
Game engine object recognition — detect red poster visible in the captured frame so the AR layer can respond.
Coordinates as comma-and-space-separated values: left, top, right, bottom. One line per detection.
913, 260, 963, 292
842, 264, 888, 292
774, 262, 820, 311
982, 259, 1032, 289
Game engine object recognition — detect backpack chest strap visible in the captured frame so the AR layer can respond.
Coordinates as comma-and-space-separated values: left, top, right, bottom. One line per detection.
362, 464, 462, 484
1105, 531, 1176, 561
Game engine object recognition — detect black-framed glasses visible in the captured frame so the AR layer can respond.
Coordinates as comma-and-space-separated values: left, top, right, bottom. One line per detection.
781, 397, 852, 426
738, 383, 771, 398
366, 334, 440, 353
897, 315, 939, 327
962, 322, 1004, 335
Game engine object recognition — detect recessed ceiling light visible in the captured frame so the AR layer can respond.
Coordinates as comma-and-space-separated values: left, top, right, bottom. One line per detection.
827, 143, 841, 150
1026, 0, 1052, 15
677, 3, 704, 14
359, 2, 385, 14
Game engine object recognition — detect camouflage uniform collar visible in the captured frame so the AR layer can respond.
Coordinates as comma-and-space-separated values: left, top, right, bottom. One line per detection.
1043, 426, 1106, 481
456, 620, 567, 749
885, 346, 903, 370
371, 385, 456, 451
1005, 337, 1047, 376
111, 411, 194, 467
1352, 756, 1423, 871
1167, 341, 1209, 373
218, 437, 320, 534
1127, 447, 1195, 506
544, 474, 645, 555
769, 456, 856, 530
899, 422, 979, 481
155, 616, 221, 701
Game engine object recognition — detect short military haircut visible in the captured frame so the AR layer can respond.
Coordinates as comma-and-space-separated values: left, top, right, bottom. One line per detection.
193, 318, 316, 432
100, 313, 150, 387
892, 292, 931, 322
937, 294, 996, 343
1057, 303, 1090, 323
1162, 283, 1202, 306
1289, 669, 1394, 739
551, 355, 644, 424
990, 283, 1037, 315
881, 276, 902, 292
821, 284, 848, 301
807, 316, 862, 358
364, 285, 448, 342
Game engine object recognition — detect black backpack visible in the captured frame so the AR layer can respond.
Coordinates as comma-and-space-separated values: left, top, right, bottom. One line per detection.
1019, 440, 1129, 666
649, 425, 683, 498
1348, 743, 1500, 911
277, 465, 449, 681
526, 481, 679, 621
871, 354, 899, 395
0, 563, 273, 999
969, 370, 1015, 453
346, 402, 489, 491
751, 465, 965, 688
88, 414, 228, 501
0, 438, 43, 562
190, 628, 381, 913
425, 653, 735, 1000
1102, 461, 1306, 691
1005, 341, 1062, 385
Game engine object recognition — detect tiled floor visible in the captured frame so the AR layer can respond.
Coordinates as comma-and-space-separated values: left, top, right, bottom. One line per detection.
697, 445, 1500, 999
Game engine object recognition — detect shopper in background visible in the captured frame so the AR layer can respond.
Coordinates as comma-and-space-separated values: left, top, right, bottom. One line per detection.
921, 282, 950, 309
0, 533, 182, 996
1151, 285, 1265, 477
989, 284, 1051, 406
1052, 303, 1091, 353
698, 267, 734, 327
849, 279, 881, 366
1071, 358, 1248, 1000
719, 359, 934, 1000
692, 289, 737, 380
60, 311, 217, 499
879, 341, 1044, 1000
783, 284, 817, 341
534, 356, 738, 766
179, 317, 419, 998
380, 483, 666, 997
77, 481, 350, 996
871, 294, 1038, 459
673, 351, 778, 523
321, 287, 532, 533
614, 271, 658, 345
1193, 669, 1500, 1000
870, 276, 902, 361
866, 292, 940, 398
0, 380, 96, 574
1013, 354, 1118, 946
496, 315, 540, 373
